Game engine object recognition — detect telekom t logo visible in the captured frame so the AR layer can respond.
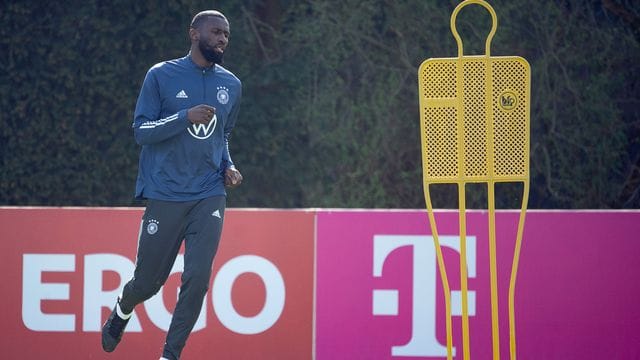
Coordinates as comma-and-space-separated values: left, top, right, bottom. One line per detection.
372, 235, 477, 357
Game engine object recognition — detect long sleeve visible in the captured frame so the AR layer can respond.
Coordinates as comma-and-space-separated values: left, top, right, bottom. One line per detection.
222, 87, 242, 170
132, 69, 190, 145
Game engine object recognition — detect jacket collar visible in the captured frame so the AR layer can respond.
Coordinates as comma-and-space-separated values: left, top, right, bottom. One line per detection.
186, 52, 216, 73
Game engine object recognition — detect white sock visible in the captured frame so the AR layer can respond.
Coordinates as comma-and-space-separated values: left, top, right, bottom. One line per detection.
116, 302, 132, 320
159, 358, 170, 360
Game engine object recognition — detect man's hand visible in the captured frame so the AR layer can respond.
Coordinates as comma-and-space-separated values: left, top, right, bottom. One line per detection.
225, 167, 243, 188
187, 104, 216, 124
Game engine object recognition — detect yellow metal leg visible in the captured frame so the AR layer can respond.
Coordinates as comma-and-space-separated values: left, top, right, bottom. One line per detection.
487, 182, 501, 360
509, 181, 529, 360
425, 184, 454, 360
458, 184, 471, 360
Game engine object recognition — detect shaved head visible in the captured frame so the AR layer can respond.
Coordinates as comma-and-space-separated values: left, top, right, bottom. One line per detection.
191, 10, 227, 29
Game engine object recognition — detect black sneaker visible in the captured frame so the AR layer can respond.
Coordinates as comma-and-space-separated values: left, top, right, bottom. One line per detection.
101, 301, 130, 352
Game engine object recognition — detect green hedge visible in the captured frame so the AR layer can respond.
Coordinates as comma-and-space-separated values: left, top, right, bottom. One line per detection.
1, 0, 638, 208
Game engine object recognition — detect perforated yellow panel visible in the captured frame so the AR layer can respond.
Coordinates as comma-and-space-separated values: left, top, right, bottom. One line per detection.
418, 57, 530, 182
463, 60, 488, 178
492, 59, 529, 177
423, 106, 458, 178
421, 61, 458, 179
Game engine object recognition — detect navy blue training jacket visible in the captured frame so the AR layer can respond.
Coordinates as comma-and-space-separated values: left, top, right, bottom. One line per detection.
132, 53, 241, 201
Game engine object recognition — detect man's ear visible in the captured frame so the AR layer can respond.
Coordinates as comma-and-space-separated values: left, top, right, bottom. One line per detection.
189, 27, 198, 42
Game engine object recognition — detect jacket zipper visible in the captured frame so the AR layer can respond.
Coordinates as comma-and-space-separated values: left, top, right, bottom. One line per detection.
202, 69, 207, 101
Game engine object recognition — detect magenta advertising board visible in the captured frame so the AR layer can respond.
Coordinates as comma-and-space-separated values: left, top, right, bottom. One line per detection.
315, 210, 640, 360
2, 208, 639, 359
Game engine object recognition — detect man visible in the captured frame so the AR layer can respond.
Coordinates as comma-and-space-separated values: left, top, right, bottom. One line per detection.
101, 10, 243, 360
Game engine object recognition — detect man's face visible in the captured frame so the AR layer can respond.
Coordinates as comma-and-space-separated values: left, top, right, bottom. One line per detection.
196, 16, 230, 64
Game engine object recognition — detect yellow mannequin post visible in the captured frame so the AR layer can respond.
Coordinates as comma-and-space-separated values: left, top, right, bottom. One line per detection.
418, 1, 530, 359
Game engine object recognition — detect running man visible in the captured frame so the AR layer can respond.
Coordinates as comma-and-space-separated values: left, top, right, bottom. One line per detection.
101, 10, 242, 360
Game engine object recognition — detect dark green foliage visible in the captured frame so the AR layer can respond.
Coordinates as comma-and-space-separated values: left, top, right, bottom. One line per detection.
1, 0, 638, 208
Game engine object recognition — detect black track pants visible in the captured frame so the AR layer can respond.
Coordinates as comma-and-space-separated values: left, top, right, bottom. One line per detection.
119, 195, 226, 360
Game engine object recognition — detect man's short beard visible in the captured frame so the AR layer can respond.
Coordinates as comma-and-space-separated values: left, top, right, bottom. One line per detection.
199, 40, 224, 65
